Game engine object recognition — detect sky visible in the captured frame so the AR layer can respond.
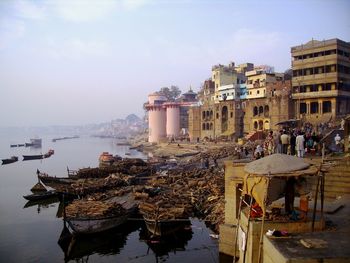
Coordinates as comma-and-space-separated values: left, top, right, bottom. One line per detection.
0, 0, 349, 127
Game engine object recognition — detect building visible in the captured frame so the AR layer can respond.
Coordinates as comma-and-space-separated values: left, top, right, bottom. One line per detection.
145, 89, 198, 143
291, 38, 350, 125
243, 67, 294, 133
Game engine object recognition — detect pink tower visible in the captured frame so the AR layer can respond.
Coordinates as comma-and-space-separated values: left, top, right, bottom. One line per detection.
164, 102, 180, 138
145, 93, 167, 143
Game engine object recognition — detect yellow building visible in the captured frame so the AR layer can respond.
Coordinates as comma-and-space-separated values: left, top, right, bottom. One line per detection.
291, 38, 350, 125
212, 63, 237, 103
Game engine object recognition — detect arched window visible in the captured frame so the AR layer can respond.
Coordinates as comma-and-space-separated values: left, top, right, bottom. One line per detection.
259, 106, 264, 115
206, 123, 210, 130
202, 123, 206, 130
210, 110, 213, 119
221, 106, 228, 132
202, 111, 206, 120
254, 121, 258, 130
210, 123, 213, 130
206, 111, 210, 117
264, 105, 269, 117
258, 120, 263, 130
264, 120, 270, 130
253, 106, 258, 116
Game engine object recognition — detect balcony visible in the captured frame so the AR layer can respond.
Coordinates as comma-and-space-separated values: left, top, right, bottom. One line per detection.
292, 72, 338, 84
292, 54, 339, 68
292, 90, 339, 99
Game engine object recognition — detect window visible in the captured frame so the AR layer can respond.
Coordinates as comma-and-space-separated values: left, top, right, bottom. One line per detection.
323, 101, 332, 113
230, 112, 233, 118
310, 102, 319, 114
202, 123, 206, 130
300, 103, 307, 114
257, 90, 260, 95
253, 106, 258, 116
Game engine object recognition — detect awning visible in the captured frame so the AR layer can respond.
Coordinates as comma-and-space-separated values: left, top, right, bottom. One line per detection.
275, 119, 300, 126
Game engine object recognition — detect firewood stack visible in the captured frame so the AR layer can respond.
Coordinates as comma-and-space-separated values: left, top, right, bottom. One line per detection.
65, 200, 125, 219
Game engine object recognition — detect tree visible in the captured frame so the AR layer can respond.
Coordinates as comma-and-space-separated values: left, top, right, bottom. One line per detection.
160, 85, 181, 101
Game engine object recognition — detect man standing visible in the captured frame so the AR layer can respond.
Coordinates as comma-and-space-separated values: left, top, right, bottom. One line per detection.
296, 132, 305, 158
281, 130, 290, 154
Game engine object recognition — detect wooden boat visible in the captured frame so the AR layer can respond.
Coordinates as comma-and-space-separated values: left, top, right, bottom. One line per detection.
38, 173, 75, 185
10, 144, 18, 147
43, 149, 54, 158
143, 215, 191, 237
23, 154, 43, 160
2, 156, 18, 165
65, 193, 137, 235
139, 202, 191, 236
23, 190, 57, 201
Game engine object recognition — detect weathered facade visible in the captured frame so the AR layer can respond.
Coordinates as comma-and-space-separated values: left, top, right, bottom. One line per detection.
243, 80, 294, 133
291, 38, 350, 124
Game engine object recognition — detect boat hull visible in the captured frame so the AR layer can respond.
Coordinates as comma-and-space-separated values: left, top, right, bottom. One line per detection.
144, 216, 191, 237
2, 157, 18, 165
23, 190, 57, 201
66, 214, 129, 234
23, 155, 43, 160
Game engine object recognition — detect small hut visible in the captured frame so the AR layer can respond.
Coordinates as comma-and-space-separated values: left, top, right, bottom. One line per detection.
233, 154, 324, 263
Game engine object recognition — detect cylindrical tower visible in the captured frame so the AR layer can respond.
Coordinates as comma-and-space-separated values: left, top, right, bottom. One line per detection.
146, 93, 167, 143
164, 102, 180, 138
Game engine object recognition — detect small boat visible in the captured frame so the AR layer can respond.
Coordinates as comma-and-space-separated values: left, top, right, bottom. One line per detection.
25, 138, 42, 147
23, 154, 43, 160
23, 190, 57, 201
143, 215, 191, 237
65, 193, 137, 235
38, 173, 75, 185
2, 156, 19, 165
10, 144, 18, 147
43, 149, 55, 158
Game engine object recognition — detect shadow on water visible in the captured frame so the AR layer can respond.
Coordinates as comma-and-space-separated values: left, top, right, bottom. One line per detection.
23, 197, 60, 212
58, 219, 195, 263
139, 222, 193, 261
58, 220, 142, 262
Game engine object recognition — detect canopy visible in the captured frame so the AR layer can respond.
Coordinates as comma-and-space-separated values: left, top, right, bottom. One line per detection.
244, 154, 309, 175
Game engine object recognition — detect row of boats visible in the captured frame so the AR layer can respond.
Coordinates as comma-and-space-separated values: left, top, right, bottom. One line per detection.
2, 149, 54, 165
10, 138, 42, 148
25, 161, 193, 238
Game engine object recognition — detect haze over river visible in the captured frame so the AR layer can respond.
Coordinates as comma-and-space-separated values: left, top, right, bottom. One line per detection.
0, 133, 219, 263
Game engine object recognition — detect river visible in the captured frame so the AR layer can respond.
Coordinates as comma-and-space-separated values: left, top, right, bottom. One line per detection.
0, 133, 220, 263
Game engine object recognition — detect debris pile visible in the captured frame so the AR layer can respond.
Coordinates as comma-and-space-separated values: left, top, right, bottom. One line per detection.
66, 200, 125, 219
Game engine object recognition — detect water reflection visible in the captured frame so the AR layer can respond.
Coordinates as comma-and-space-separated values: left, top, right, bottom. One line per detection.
139, 222, 193, 262
58, 221, 142, 262
23, 197, 60, 213
57, 219, 195, 263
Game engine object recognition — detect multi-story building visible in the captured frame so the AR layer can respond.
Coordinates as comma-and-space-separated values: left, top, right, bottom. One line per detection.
291, 38, 350, 124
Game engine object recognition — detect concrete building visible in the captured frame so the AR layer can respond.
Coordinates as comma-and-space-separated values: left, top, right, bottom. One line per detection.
291, 38, 350, 125
243, 80, 294, 133
146, 89, 198, 143
145, 92, 167, 143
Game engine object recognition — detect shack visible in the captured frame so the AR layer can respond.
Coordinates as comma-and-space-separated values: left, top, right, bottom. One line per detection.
219, 154, 325, 263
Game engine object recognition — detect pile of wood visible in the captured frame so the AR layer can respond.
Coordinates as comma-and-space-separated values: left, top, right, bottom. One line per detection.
76, 158, 151, 179
53, 174, 132, 196
66, 200, 125, 219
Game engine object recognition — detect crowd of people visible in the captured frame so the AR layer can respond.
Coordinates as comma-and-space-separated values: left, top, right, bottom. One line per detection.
254, 124, 327, 159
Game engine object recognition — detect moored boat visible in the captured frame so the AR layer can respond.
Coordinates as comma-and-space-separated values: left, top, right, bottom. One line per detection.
23, 154, 43, 160
23, 190, 57, 201
43, 149, 55, 158
65, 193, 137, 234
2, 156, 19, 165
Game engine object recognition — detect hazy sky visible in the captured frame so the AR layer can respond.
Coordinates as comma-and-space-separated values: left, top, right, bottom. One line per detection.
1, 0, 349, 127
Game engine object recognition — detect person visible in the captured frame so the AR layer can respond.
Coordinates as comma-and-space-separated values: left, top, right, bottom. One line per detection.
334, 133, 341, 145
265, 131, 275, 155
254, 144, 264, 159
275, 130, 282, 153
281, 130, 290, 154
290, 131, 296, 156
285, 177, 296, 215
295, 132, 305, 158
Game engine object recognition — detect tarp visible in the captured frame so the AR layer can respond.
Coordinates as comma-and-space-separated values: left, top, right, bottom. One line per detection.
244, 154, 310, 175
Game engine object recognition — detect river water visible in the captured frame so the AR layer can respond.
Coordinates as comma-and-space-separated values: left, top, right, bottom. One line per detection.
0, 133, 220, 263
